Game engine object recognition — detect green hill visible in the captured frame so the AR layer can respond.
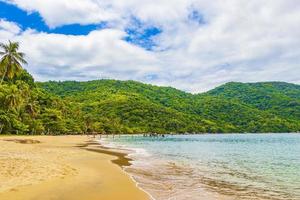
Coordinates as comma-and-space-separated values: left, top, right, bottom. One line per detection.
37, 80, 300, 134
206, 82, 300, 120
1, 69, 299, 135
37, 80, 223, 133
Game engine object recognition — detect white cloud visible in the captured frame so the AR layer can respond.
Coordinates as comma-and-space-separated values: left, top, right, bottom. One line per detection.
5, 0, 120, 28
5, 0, 196, 28
14, 29, 160, 83
1, 0, 300, 92
0, 19, 21, 40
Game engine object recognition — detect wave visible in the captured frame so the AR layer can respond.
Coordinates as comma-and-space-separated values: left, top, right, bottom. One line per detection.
99, 136, 300, 200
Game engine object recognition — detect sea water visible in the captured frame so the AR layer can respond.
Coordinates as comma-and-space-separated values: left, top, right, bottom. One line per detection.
103, 134, 300, 200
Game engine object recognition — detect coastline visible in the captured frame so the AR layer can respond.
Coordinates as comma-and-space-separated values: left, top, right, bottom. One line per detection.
100, 134, 300, 200
97, 136, 157, 200
0, 135, 150, 200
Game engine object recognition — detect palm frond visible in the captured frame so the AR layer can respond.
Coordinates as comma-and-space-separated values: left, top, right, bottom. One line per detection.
12, 52, 27, 64
0, 43, 9, 53
0, 43, 5, 49
11, 57, 23, 69
0, 41, 27, 82
17, 52, 26, 58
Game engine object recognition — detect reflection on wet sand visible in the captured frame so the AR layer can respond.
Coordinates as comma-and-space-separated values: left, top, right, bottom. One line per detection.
126, 162, 228, 200
126, 161, 296, 200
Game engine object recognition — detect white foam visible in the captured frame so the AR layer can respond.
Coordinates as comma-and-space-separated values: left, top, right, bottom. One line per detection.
97, 138, 157, 200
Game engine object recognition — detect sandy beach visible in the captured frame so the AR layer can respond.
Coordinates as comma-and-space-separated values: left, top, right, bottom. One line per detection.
0, 135, 150, 200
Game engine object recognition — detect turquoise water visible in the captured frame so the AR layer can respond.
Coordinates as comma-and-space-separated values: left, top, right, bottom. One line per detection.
103, 134, 300, 200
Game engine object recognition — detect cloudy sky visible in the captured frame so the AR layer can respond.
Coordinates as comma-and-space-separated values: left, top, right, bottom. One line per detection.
0, 0, 299, 92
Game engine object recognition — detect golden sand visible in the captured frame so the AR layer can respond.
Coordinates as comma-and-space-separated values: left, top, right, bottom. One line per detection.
0, 135, 150, 200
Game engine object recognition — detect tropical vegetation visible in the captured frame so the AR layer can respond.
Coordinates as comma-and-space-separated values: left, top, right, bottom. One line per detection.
0, 41, 299, 135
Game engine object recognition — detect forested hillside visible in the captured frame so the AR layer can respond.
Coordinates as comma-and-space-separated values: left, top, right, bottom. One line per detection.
206, 82, 300, 120
1, 41, 299, 135
1, 75, 300, 134
38, 80, 300, 134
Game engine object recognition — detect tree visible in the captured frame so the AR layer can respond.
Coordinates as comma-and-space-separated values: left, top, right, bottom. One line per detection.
0, 41, 27, 84
0, 110, 10, 134
5, 85, 23, 111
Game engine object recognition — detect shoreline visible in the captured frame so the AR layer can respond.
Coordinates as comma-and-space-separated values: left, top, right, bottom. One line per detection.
80, 137, 156, 200
0, 135, 151, 200
101, 134, 300, 200
96, 137, 157, 200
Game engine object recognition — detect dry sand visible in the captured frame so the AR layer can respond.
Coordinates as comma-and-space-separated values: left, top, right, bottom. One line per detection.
0, 135, 150, 200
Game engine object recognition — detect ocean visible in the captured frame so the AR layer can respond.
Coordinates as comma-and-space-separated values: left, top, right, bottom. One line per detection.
102, 134, 300, 200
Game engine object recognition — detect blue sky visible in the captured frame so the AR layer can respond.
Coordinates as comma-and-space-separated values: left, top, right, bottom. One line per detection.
0, 1, 159, 47
0, 1, 98, 35
0, 0, 299, 92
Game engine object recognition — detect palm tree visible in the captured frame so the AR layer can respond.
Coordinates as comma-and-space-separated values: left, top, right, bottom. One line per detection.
0, 41, 27, 84
5, 85, 22, 110
0, 110, 10, 134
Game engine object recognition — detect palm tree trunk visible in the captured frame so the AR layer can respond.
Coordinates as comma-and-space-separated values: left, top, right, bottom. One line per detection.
0, 66, 7, 85
0, 124, 3, 134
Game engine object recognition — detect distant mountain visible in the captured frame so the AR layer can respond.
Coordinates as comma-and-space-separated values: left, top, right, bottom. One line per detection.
38, 80, 300, 133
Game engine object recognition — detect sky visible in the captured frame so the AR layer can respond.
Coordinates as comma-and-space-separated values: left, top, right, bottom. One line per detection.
0, 0, 299, 92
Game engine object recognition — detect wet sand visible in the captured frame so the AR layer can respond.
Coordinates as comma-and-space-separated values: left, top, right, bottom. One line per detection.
0, 135, 150, 200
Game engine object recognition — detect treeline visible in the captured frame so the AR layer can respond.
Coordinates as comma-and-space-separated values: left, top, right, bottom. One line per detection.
0, 41, 83, 135
1, 41, 300, 135
0, 73, 224, 135
39, 80, 300, 134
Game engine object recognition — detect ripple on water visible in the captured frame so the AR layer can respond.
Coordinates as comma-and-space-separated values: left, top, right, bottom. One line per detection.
104, 134, 300, 200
